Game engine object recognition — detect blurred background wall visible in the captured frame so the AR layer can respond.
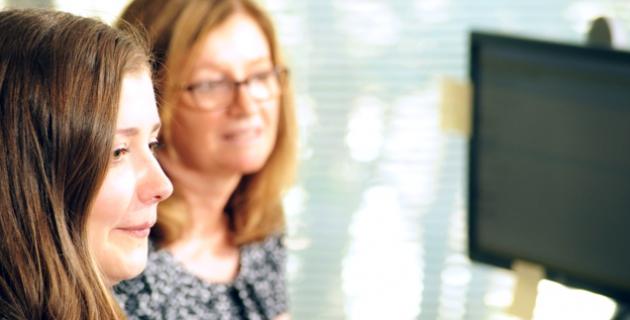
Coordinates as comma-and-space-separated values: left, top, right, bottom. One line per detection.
2, 0, 630, 319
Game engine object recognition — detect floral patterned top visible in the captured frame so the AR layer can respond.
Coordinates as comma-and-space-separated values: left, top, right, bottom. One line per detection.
114, 235, 288, 320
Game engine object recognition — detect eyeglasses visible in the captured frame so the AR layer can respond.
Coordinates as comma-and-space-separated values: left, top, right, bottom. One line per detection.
181, 66, 288, 112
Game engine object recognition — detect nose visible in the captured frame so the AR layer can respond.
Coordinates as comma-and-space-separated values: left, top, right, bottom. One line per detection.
137, 153, 173, 204
227, 84, 257, 117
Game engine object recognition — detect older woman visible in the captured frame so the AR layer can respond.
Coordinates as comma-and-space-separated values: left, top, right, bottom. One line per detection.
114, 0, 297, 319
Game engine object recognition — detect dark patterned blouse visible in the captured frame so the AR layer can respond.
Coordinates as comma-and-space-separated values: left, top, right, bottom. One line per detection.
114, 235, 288, 320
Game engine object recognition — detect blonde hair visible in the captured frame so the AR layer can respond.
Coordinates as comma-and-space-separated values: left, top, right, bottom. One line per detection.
0, 9, 149, 319
117, 0, 297, 245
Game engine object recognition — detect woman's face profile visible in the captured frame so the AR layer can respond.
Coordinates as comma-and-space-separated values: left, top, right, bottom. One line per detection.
87, 70, 173, 286
171, 13, 280, 174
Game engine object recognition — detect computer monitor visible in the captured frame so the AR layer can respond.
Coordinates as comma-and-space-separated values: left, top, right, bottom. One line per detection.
468, 31, 630, 304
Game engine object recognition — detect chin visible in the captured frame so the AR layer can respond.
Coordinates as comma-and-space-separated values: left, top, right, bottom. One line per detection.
238, 158, 268, 174
239, 148, 274, 173
123, 242, 149, 274
109, 258, 147, 286
102, 241, 149, 285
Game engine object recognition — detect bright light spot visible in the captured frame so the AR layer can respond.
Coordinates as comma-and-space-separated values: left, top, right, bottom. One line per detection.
345, 96, 386, 163
343, 185, 423, 320
286, 252, 301, 282
347, 186, 401, 238
261, 0, 288, 11
441, 263, 471, 287
488, 314, 521, 320
342, 242, 423, 320
54, 0, 130, 24
438, 254, 471, 320
564, 1, 608, 35
274, 15, 304, 46
484, 270, 516, 309
414, 0, 451, 25
437, 304, 466, 320
533, 280, 616, 320
383, 86, 441, 206
334, 2, 401, 57
485, 290, 514, 309
283, 185, 308, 218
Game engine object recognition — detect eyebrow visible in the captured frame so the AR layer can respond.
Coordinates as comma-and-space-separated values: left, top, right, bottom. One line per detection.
115, 123, 161, 136
245, 56, 272, 68
195, 56, 272, 71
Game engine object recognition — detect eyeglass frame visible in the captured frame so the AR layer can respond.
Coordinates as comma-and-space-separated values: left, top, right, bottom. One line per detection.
178, 66, 289, 112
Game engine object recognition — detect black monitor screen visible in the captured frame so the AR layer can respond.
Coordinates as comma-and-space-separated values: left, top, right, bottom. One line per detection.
468, 32, 630, 303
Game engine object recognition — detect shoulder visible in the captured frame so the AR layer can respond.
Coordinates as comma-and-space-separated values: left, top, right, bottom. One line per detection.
114, 271, 153, 318
258, 233, 285, 255
239, 233, 289, 318
242, 233, 286, 272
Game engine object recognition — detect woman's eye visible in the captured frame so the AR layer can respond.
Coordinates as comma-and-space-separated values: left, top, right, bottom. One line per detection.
195, 80, 228, 93
112, 147, 129, 161
149, 141, 163, 154
251, 70, 271, 82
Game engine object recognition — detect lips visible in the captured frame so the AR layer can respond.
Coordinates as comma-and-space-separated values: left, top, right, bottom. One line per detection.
116, 221, 155, 238
223, 127, 261, 143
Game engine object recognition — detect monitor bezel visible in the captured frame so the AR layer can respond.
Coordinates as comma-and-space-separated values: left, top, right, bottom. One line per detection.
468, 31, 630, 304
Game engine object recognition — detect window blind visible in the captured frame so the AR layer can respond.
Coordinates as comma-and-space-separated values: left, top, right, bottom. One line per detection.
260, 0, 630, 319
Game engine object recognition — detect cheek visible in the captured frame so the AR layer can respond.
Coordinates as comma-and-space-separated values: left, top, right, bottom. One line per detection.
173, 109, 217, 140
86, 167, 136, 253
89, 169, 135, 228
171, 110, 225, 162
86, 166, 141, 284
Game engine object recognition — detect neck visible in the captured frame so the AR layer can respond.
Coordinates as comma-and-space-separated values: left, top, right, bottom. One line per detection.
158, 148, 241, 240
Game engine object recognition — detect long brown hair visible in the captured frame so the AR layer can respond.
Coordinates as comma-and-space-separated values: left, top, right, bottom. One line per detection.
117, 0, 297, 246
0, 9, 148, 319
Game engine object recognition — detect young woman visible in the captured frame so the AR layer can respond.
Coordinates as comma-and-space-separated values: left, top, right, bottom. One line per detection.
0, 9, 172, 319
114, 0, 297, 319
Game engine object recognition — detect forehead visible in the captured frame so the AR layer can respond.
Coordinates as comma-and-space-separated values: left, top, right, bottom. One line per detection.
192, 13, 271, 69
117, 71, 159, 129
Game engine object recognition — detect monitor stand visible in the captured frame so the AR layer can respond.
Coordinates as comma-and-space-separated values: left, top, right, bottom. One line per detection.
508, 260, 544, 319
